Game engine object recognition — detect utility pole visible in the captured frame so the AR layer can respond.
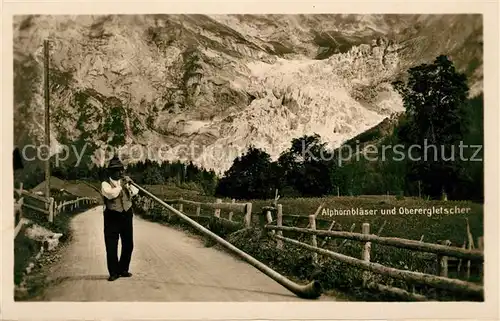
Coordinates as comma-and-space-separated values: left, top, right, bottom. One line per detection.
44, 39, 51, 199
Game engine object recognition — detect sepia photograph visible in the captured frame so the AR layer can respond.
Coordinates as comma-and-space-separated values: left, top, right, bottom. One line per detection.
3, 2, 499, 320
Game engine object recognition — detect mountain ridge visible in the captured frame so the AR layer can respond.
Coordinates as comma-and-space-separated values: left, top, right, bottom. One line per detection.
13, 14, 483, 174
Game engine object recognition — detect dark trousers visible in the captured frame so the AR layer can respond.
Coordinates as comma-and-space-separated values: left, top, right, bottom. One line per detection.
103, 207, 134, 276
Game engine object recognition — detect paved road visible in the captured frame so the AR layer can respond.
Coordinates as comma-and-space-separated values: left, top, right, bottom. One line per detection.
40, 207, 335, 301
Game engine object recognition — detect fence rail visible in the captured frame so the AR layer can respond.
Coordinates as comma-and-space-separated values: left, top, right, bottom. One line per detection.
14, 182, 99, 238
136, 195, 253, 228
273, 234, 483, 297
53, 197, 97, 216
261, 203, 484, 301
265, 225, 483, 261
135, 191, 484, 301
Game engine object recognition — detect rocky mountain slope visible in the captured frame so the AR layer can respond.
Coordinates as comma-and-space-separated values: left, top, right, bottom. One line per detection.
13, 14, 483, 174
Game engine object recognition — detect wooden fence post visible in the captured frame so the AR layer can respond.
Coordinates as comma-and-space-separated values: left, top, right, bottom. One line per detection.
228, 199, 235, 221
362, 222, 371, 286
257, 209, 268, 238
437, 240, 450, 277
244, 203, 252, 228
266, 210, 274, 235
439, 255, 449, 277
276, 204, 283, 250
48, 197, 55, 223
457, 240, 466, 277
309, 215, 318, 264
466, 218, 474, 279
478, 236, 484, 282
179, 197, 184, 212
214, 199, 221, 217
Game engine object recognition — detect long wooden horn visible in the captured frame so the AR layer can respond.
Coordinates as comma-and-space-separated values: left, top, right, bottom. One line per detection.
130, 181, 323, 300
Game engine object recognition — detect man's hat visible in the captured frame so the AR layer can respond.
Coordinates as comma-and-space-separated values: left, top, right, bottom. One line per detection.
107, 156, 124, 169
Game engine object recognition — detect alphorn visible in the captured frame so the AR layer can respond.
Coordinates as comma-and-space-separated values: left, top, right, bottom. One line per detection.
130, 181, 323, 299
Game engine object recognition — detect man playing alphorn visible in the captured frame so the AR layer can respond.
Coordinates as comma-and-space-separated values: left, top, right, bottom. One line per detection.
101, 156, 139, 281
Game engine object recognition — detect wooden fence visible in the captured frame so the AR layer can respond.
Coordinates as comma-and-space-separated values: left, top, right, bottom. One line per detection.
261, 204, 484, 301
14, 182, 99, 238
136, 192, 484, 301
136, 195, 252, 228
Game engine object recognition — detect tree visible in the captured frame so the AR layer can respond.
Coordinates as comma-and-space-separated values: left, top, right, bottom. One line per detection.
393, 55, 471, 199
142, 163, 165, 185
278, 134, 335, 197
215, 145, 276, 200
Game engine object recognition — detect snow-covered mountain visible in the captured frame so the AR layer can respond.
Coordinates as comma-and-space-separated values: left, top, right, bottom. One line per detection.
13, 14, 483, 174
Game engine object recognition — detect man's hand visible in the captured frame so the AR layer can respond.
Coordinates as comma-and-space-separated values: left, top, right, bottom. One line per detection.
123, 175, 132, 184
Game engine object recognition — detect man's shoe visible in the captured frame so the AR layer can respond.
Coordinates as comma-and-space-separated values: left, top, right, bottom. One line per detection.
120, 272, 132, 277
108, 274, 120, 281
